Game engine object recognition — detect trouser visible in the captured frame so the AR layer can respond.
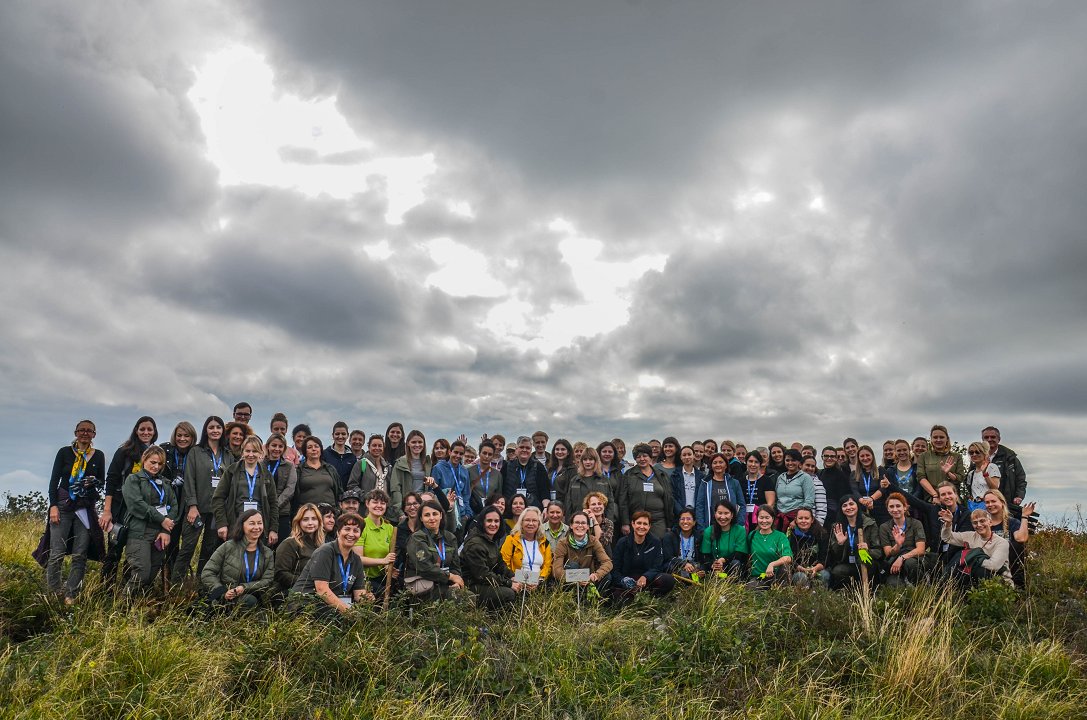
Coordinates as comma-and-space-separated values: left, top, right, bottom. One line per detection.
791, 569, 830, 589
46, 509, 89, 597
475, 585, 518, 610
882, 556, 922, 587
125, 535, 166, 593
612, 573, 676, 602
206, 585, 260, 610
172, 512, 219, 581
277, 514, 291, 546
829, 562, 870, 590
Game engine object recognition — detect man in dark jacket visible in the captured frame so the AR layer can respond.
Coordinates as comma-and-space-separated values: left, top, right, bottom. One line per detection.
503, 436, 549, 509
982, 427, 1027, 510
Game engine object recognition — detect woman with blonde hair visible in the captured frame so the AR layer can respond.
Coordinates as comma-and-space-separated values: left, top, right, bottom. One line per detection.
273, 503, 323, 593
964, 441, 1000, 512
583, 491, 615, 553
500, 505, 552, 590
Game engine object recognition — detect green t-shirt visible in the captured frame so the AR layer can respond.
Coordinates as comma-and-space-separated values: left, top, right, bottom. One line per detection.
748, 530, 792, 576
700, 524, 747, 560
355, 516, 395, 579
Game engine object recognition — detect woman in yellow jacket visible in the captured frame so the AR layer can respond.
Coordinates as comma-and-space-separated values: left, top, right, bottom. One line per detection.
500, 506, 552, 591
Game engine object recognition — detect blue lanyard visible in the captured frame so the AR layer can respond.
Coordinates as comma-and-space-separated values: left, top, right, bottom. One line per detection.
337, 554, 351, 595
147, 477, 165, 506
436, 539, 447, 566
245, 467, 258, 500
243, 548, 260, 583
747, 478, 758, 505
266, 460, 281, 478
518, 466, 527, 488
210, 450, 222, 475
522, 539, 537, 570
604, 469, 611, 479
550, 470, 558, 486
862, 472, 873, 495
899, 520, 908, 535
480, 469, 490, 495
680, 535, 693, 559
846, 525, 857, 550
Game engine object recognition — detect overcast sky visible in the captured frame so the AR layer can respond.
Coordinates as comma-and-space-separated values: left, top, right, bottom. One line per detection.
2, 1, 1085, 519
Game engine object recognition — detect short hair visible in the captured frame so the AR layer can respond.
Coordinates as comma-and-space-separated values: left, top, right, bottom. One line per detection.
583, 491, 608, 509
241, 435, 264, 454
141, 445, 166, 466
982, 426, 1000, 438
784, 448, 803, 462
746, 450, 764, 465
630, 510, 652, 525
365, 488, 391, 506
450, 439, 466, 452
335, 512, 364, 532
303, 435, 324, 453
233, 402, 252, 413
886, 492, 909, 507
171, 421, 197, 446
291, 423, 312, 438
632, 443, 652, 458
232, 509, 263, 541
516, 435, 532, 445
532, 430, 549, 441
349, 429, 366, 439
333, 421, 349, 432
968, 440, 988, 458
478, 439, 496, 454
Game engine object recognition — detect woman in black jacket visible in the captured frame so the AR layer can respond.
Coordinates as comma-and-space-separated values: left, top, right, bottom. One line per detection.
611, 511, 675, 602
788, 507, 830, 588
101, 416, 158, 586
461, 506, 521, 609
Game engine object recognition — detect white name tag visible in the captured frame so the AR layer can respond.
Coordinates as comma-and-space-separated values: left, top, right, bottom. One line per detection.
516, 488, 528, 497
242, 501, 258, 513
550, 491, 557, 501
339, 595, 353, 607
642, 482, 655, 493
565, 568, 591, 583
514, 569, 541, 585
849, 556, 857, 564
210, 476, 221, 489
155, 505, 169, 516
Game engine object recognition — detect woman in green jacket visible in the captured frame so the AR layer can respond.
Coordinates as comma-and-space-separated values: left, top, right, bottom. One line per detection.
121, 446, 181, 593
213, 435, 279, 545
404, 500, 464, 601
175, 416, 235, 580
201, 509, 274, 610
390, 430, 434, 515
274, 503, 323, 594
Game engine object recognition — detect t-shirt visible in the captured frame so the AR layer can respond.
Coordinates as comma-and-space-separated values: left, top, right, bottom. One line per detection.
356, 516, 395, 579
877, 517, 927, 556
700, 524, 747, 560
682, 469, 697, 508
748, 530, 792, 576
291, 541, 367, 597
968, 464, 1002, 499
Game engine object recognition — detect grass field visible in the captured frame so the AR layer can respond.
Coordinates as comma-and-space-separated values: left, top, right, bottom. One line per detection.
1, 512, 1085, 719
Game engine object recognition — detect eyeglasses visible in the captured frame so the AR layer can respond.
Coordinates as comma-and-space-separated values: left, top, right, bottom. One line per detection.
404, 501, 420, 507
234, 412, 251, 419
968, 450, 982, 456
76, 429, 95, 434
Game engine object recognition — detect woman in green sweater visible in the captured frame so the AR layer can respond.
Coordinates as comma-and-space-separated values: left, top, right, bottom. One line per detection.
701, 500, 747, 580
745, 505, 792, 589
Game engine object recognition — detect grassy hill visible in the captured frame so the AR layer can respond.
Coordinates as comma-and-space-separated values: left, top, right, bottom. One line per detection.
1, 512, 1085, 719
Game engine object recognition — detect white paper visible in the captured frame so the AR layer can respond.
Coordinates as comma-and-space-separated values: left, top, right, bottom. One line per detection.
514, 569, 541, 585
74, 508, 90, 529
565, 568, 591, 583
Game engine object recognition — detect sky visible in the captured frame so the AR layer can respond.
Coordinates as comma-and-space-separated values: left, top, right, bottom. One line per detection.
2, 1, 1085, 520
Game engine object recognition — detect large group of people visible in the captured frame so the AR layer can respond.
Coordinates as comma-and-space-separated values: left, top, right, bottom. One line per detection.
41, 403, 1037, 615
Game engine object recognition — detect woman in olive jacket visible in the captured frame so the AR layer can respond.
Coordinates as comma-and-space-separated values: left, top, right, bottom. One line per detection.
404, 500, 463, 601
175, 416, 235, 580
212, 436, 279, 544
121, 446, 181, 593
201, 509, 275, 609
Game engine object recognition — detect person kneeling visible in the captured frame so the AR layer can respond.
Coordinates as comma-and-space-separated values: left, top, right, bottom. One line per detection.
611, 511, 675, 602
201, 510, 274, 611
462, 506, 522, 609
290, 511, 374, 618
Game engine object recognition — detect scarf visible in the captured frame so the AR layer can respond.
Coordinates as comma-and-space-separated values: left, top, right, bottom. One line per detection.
569, 533, 589, 550
70, 442, 94, 483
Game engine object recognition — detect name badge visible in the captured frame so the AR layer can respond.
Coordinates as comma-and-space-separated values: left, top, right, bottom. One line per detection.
210, 475, 221, 489
516, 488, 528, 497
339, 596, 353, 607
642, 482, 655, 493
565, 568, 591, 583
941, 543, 949, 552
849, 555, 857, 564
550, 491, 557, 501
242, 501, 258, 513
155, 505, 169, 516
514, 569, 541, 585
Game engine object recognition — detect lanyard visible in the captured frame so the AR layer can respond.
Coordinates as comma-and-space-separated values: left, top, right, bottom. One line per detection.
245, 467, 258, 500
210, 450, 223, 475
173, 449, 186, 475
518, 466, 527, 489
680, 534, 693, 559
480, 469, 490, 495
862, 472, 873, 496
337, 553, 351, 595
266, 460, 281, 479
436, 539, 447, 566
846, 524, 857, 550
603, 469, 611, 479
899, 520, 908, 535
148, 477, 166, 506
522, 539, 537, 570
243, 548, 260, 583
747, 478, 758, 505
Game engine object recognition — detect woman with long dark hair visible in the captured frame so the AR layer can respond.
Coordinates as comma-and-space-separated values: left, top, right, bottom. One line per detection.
384, 422, 406, 465
101, 416, 158, 585
174, 415, 234, 580
201, 509, 274, 610
788, 507, 830, 588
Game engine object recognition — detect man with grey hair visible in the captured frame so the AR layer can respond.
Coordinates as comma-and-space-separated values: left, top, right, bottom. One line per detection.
502, 435, 549, 509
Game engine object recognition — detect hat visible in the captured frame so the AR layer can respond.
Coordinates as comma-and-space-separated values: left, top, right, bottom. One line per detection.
341, 488, 363, 502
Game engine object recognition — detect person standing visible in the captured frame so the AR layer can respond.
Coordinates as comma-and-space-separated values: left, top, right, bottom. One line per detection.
45, 420, 106, 603
982, 426, 1028, 511
175, 416, 234, 580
